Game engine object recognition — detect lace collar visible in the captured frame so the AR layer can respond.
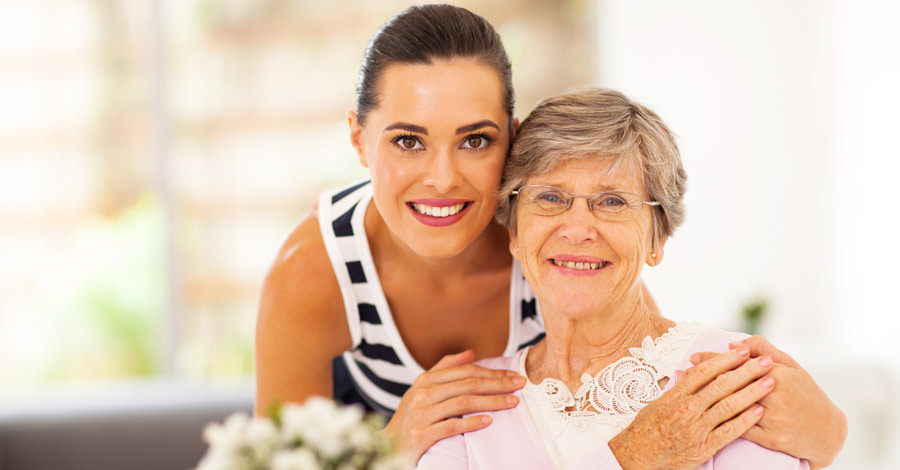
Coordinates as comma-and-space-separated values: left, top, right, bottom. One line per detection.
526, 322, 701, 436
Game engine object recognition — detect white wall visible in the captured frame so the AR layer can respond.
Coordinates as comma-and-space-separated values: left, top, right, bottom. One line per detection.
594, 1, 900, 467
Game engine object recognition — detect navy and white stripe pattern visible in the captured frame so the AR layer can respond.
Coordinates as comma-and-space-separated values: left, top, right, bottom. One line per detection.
318, 179, 545, 415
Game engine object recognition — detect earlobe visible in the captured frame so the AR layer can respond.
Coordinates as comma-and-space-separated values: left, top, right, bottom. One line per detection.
512, 117, 520, 138
647, 237, 667, 266
347, 110, 368, 168
508, 228, 520, 260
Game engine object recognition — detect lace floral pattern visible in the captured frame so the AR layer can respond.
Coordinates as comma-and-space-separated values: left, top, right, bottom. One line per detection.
535, 322, 701, 436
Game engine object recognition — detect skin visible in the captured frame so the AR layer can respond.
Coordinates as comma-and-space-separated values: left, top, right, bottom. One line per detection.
254, 59, 846, 464
690, 336, 848, 469
509, 157, 782, 468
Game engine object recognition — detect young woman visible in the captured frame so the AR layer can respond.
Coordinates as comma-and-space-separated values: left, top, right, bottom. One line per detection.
255, 4, 846, 467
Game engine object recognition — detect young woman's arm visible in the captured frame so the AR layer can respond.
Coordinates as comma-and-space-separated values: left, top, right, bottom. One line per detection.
255, 212, 351, 416
690, 336, 846, 469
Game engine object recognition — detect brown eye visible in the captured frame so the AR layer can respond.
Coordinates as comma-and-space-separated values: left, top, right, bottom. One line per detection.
402, 137, 417, 149
467, 136, 483, 148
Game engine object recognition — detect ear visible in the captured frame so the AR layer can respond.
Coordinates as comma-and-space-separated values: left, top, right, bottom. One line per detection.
511, 117, 520, 138
347, 110, 368, 168
647, 236, 667, 266
507, 227, 520, 260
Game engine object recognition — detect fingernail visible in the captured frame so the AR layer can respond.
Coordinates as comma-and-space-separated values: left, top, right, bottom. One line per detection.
506, 395, 518, 405
758, 356, 773, 367
761, 377, 775, 388
513, 376, 526, 386
737, 347, 750, 357
754, 405, 764, 415
481, 416, 492, 424
689, 353, 700, 364
729, 341, 744, 348
506, 370, 517, 377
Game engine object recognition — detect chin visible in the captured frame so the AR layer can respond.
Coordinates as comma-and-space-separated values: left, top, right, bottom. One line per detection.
539, 290, 608, 317
407, 236, 472, 259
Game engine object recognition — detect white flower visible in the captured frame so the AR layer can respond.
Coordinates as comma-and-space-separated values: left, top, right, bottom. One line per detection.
198, 397, 406, 470
370, 454, 413, 470
246, 417, 279, 458
203, 413, 250, 451
196, 451, 236, 470
280, 403, 314, 442
346, 425, 373, 450
271, 448, 321, 470
303, 402, 364, 458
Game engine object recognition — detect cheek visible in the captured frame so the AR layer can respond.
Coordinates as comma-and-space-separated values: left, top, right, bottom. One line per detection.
370, 154, 422, 194
516, 217, 551, 264
609, 222, 652, 269
465, 154, 505, 189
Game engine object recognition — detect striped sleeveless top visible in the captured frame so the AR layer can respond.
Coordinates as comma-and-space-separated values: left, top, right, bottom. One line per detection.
317, 179, 546, 416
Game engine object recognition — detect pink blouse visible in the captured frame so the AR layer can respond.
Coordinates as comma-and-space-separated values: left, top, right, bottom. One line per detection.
418, 326, 808, 470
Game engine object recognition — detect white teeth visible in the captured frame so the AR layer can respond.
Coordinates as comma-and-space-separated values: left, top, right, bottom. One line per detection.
412, 202, 465, 218
553, 259, 605, 270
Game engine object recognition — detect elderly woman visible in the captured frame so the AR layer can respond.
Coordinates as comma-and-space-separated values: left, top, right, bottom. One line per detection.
418, 88, 812, 469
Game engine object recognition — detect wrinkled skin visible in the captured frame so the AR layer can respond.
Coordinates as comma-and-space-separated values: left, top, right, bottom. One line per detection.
609, 348, 777, 470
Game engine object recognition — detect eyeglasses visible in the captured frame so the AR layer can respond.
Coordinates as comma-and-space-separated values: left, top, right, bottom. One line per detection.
511, 185, 661, 218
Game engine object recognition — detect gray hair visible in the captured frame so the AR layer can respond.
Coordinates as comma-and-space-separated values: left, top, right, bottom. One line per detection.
496, 88, 687, 246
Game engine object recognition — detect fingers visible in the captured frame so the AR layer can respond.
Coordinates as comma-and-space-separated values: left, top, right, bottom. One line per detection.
412, 415, 493, 454
689, 351, 719, 366
728, 335, 800, 367
419, 373, 526, 405
707, 405, 765, 451
677, 348, 751, 393
429, 350, 476, 371
418, 362, 521, 388
704, 375, 775, 426
741, 423, 778, 449
427, 393, 519, 423
695, 355, 774, 406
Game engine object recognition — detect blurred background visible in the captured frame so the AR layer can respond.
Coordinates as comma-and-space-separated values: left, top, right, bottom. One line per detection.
0, 0, 897, 468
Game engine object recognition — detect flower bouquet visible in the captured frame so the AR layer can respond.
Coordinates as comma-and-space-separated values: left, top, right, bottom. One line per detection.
196, 397, 412, 470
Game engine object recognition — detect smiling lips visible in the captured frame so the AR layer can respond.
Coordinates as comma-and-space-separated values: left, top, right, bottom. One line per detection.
549, 256, 610, 274
408, 199, 472, 227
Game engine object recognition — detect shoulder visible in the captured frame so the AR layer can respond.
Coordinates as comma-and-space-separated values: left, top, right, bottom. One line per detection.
684, 323, 751, 355
703, 438, 808, 470
474, 352, 520, 371
257, 209, 349, 357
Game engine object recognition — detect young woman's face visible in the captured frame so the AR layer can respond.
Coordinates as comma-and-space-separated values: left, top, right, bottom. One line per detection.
350, 59, 512, 258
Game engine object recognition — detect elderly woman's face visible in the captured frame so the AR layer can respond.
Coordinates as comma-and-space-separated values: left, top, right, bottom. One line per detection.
509, 157, 660, 319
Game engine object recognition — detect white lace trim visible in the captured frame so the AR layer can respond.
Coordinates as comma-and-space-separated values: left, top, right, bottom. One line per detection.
534, 321, 701, 437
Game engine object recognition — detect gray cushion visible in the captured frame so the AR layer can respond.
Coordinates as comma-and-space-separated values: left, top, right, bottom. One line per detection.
0, 380, 253, 470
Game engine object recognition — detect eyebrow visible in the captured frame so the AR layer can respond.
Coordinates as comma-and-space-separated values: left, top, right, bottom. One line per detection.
383, 120, 501, 136
384, 122, 428, 134
456, 120, 501, 135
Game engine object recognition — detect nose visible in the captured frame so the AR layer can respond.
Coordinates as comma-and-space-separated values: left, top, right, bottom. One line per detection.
557, 197, 599, 245
422, 149, 462, 194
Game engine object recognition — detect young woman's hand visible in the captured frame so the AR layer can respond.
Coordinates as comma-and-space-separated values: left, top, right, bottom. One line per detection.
690, 335, 847, 469
609, 348, 776, 470
383, 350, 525, 463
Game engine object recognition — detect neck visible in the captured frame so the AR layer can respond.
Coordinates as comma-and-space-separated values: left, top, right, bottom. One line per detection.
526, 289, 674, 391
365, 200, 511, 282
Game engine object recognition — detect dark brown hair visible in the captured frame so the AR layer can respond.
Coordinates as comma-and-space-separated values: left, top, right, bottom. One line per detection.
355, 4, 514, 128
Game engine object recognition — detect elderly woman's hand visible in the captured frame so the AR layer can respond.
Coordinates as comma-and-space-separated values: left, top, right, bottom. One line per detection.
383, 350, 524, 463
689, 335, 847, 469
608, 348, 775, 470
